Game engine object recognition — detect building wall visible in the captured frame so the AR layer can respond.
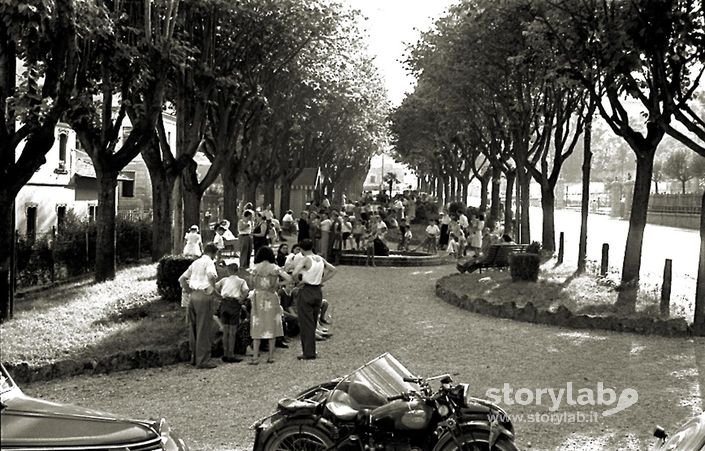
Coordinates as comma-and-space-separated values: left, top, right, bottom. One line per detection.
14, 185, 95, 238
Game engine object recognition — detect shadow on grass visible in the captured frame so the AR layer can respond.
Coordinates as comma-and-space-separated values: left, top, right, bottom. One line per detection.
14, 278, 98, 314
84, 299, 186, 360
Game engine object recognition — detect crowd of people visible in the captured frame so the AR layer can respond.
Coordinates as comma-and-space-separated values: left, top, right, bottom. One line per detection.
178, 205, 337, 368
175, 192, 516, 368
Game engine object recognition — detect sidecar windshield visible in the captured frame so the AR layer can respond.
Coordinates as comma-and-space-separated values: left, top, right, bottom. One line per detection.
331, 353, 420, 408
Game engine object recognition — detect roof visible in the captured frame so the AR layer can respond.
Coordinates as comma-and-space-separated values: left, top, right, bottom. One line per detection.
74, 152, 131, 181
292, 168, 320, 187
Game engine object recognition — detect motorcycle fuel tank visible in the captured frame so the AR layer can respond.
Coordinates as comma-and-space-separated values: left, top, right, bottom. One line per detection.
371, 399, 432, 431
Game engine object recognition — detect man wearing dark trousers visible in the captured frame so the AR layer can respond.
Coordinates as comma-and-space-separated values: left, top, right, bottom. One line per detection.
238, 210, 254, 270
292, 238, 337, 360
179, 243, 219, 369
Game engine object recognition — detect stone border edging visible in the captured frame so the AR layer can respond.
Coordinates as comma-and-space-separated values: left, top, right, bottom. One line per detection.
339, 252, 442, 267
4, 341, 191, 385
435, 275, 692, 337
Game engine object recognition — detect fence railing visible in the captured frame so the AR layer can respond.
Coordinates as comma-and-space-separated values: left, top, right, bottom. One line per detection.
14, 219, 151, 291
648, 193, 701, 215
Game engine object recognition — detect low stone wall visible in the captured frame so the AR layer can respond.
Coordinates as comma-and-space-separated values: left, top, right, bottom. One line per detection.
339, 250, 442, 267
436, 276, 692, 337
646, 211, 699, 230
4, 341, 192, 385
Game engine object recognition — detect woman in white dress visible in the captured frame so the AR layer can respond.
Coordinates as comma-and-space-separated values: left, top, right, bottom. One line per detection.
183, 225, 203, 257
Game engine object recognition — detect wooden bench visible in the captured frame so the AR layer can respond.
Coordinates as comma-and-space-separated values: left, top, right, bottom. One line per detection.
457, 244, 530, 274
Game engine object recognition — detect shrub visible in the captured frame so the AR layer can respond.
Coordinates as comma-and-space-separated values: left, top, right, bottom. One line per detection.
414, 199, 439, 222
526, 241, 542, 254
448, 202, 466, 217
116, 218, 152, 263
157, 255, 196, 302
16, 236, 54, 288
509, 253, 541, 282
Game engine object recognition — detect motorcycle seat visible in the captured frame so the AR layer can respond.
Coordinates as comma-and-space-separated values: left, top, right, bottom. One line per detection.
278, 398, 318, 414
326, 401, 359, 421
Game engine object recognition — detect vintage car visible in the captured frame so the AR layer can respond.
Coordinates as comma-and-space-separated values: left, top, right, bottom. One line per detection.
654, 413, 705, 450
0, 363, 189, 450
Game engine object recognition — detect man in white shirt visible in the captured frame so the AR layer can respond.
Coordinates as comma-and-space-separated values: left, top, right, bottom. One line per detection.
292, 239, 337, 360
179, 243, 219, 369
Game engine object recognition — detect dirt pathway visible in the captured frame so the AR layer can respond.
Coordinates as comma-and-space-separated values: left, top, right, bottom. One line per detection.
25, 264, 704, 450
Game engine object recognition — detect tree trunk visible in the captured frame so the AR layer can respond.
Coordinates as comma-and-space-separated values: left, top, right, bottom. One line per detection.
245, 179, 258, 205
480, 175, 489, 212
95, 171, 118, 282
182, 182, 202, 235
147, 169, 174, 262
682, 180, 687, 195
0, 195, 14, 321
436, 177, 443, 203
443, 176, 450, 206
222, 164, 239, 226
694, 190, 705, 335
461, 178, 469, 207
171, 174, 184, 255
577, 112, 594, 273
540, 184, 556, 252
450, 176, 457, 203
280, 180, 293, 217
490, 166, 501, 224
518, 166, 531, 244
263, 179, 276, 208
504, 170, 515, 235
621, 155, 655, 284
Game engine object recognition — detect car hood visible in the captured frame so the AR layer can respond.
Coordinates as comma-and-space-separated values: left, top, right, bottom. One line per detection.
1, 389, 158, 449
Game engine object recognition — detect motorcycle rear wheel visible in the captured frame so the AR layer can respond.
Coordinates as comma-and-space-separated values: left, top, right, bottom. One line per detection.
436, 430, 518, 451
261, 423, 335, 451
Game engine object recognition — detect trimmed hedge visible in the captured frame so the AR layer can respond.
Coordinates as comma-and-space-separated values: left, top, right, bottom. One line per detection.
509, 253, 541, 282
157, 255, 196, 302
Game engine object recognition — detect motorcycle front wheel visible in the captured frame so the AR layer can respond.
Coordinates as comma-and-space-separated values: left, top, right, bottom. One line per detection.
435, 430, 518, 451
261, 422, 335, 451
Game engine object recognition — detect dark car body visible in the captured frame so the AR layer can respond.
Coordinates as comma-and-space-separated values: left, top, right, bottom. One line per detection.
656, 413, 705, 451
0, 364, 188, 451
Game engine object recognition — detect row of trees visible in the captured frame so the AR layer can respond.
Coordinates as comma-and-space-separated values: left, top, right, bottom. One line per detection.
390, 0, 705, 331
0, 0, 388, 319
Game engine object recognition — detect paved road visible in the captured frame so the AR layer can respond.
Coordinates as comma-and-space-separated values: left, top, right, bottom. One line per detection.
25, 264, 705, 450
528, 207, 700, 320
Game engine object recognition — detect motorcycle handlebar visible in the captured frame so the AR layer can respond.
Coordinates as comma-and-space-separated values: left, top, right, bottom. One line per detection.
387, 394, 407, 402
403, 377, 422, 383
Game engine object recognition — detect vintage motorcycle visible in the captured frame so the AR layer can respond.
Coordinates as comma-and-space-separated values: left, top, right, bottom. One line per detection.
251, 353, 517, 451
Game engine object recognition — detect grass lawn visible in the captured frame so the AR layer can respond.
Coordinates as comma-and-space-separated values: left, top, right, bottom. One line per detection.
447, 257, 694, 322
0, 264, 184, 367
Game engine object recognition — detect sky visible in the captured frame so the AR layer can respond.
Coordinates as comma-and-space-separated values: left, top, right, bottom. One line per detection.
347, 0, 457, 107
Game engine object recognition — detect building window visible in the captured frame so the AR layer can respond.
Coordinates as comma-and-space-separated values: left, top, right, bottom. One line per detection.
58, 133, 67, 162
88, 205, 96, 222
121, 172, 135, 197
56, 205, 67, 232
122, 126, 132, 146
167, 131, 172, 146
370, 175, 376, 184
26, 206, 37, 242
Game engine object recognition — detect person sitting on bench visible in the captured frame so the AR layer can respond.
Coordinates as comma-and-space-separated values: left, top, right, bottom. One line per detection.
456, 233, 515, 273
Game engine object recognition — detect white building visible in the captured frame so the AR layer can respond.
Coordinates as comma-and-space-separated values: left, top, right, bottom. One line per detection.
14, 114, 178, 239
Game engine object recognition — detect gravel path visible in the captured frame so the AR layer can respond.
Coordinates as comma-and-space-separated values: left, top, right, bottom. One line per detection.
25, 264, 705, 450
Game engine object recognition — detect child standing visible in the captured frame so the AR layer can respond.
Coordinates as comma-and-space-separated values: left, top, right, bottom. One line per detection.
183, 225, 203, 257
215, 263, 249, 363
352, 218, 365, 250
363, 221, 376, 267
